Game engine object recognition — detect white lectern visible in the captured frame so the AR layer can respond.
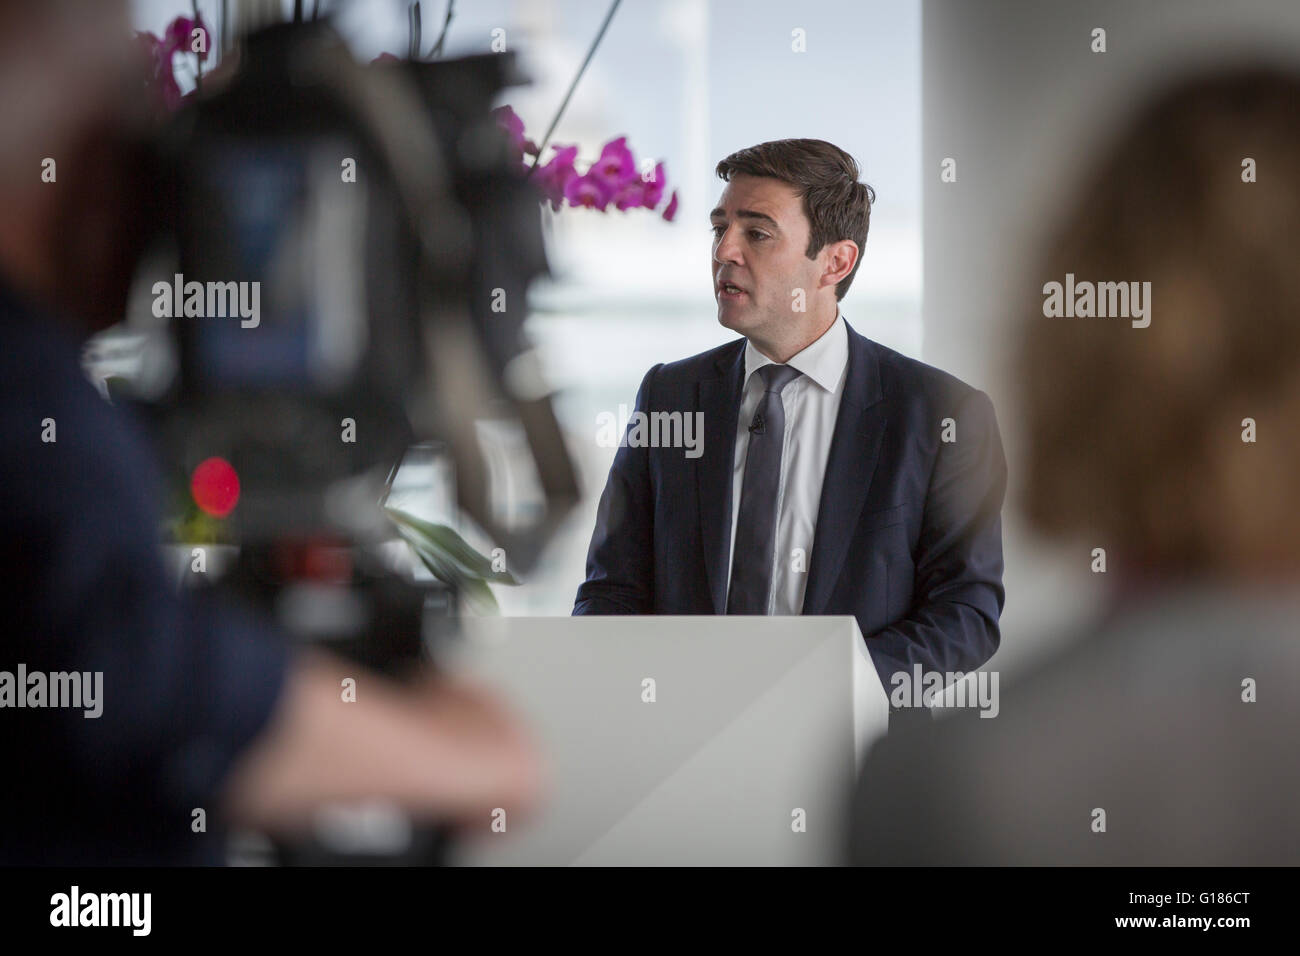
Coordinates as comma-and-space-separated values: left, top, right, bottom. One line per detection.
443, 615, 889, 866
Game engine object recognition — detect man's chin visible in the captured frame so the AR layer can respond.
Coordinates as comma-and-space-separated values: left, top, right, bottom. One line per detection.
716, 300, 757, 334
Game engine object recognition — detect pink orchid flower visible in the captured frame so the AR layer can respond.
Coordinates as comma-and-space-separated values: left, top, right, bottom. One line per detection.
613, 181, 646, 211
589, 136, 637, 192
662, 189, 679, 222
137, 14, 211, 112
491, 104, 540, 173
491, 108, 675, 219
534, 145, 579, 210
165, 16, 210, 63
564, 171, 613, 211
640, 161, 667, 209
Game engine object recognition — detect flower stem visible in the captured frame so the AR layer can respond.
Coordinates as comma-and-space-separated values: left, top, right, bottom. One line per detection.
526, 0, 623, 178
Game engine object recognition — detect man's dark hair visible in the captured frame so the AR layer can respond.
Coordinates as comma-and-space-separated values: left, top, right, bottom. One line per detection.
715, 138, 875, 300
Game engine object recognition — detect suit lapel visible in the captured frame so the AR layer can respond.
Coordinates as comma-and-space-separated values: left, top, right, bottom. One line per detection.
698, 342, 745, 614
801, 322, 887, 614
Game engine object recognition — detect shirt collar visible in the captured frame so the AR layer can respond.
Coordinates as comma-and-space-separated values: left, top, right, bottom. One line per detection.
743, 308, 849, 394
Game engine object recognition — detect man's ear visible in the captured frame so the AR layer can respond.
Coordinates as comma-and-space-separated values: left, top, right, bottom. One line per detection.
820, 239, 859, 292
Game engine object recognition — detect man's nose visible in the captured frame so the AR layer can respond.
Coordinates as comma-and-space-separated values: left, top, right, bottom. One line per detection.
713, 226, 742, 264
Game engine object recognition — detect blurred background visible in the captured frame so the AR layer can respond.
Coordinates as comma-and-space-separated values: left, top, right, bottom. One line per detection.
123, 0, 922, 616
113, 0, 1300, 680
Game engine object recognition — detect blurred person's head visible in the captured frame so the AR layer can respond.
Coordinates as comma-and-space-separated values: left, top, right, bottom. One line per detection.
0, 0, 151, 334
712, 139, 873, 360
1014, 67, 1300, 585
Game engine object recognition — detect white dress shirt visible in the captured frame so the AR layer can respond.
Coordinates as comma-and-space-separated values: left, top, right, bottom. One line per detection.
725, 309, 850, 614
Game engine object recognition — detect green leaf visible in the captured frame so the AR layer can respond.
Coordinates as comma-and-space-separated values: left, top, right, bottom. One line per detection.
384, 507, 518, 585
384, 507, 518, 615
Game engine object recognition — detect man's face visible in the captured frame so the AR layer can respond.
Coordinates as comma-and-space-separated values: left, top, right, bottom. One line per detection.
710, 173, 824, 345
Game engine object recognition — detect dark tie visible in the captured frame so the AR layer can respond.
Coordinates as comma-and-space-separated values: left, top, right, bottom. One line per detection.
726, 363, 803, 614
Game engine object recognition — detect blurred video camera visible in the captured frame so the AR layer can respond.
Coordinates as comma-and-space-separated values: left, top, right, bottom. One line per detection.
111, 19, 578, 863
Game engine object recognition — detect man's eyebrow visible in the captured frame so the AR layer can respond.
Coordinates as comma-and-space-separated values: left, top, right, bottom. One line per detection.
709, 208, 780, 229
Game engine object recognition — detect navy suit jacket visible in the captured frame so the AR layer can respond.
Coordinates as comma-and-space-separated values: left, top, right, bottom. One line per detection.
573, 318, 1007, 689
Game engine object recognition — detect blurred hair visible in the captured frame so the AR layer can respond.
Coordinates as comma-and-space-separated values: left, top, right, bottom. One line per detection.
1015, 67, 1300, 574
0, 0, 114, 29
0, 0, 130, 174
716, 138, 874, 300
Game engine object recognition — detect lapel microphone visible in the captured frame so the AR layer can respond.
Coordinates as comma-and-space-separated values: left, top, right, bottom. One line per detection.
749, 413, 765, 435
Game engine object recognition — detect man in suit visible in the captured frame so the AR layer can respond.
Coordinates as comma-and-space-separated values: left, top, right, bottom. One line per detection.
574, 138, 1006, 691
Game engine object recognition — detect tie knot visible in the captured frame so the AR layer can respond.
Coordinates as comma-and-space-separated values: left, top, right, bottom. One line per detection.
757, 363, 802, 394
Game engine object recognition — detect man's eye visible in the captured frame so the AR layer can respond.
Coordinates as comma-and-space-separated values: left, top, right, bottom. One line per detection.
710, 225, 769, 241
